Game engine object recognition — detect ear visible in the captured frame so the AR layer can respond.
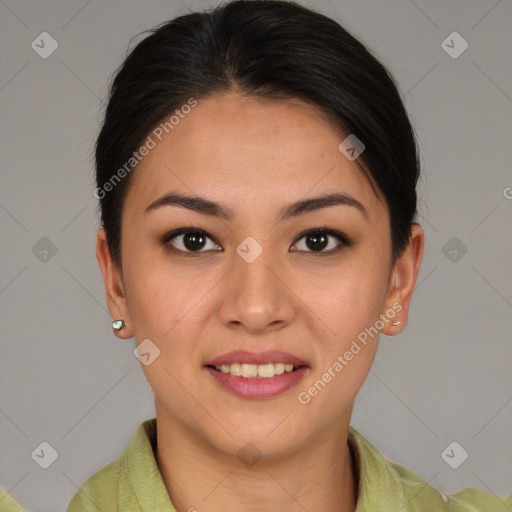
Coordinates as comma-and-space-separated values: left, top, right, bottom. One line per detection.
96, 227, 134, 339
381, 223, 424, 336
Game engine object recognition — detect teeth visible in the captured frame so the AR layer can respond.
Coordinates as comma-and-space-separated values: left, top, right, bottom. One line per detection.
213, 362, 299, 378
274, 363, 285, 375
242, 363, 258, 378
230, 363, 242, 376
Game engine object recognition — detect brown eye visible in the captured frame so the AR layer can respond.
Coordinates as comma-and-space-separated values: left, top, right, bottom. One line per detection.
291, 229, 351, 255
180, 232, 207, 251
162, 228, 221, 255
161, 226, 351, 257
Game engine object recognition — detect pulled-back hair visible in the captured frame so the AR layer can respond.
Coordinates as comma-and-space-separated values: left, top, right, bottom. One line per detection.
94, 0, 420, 268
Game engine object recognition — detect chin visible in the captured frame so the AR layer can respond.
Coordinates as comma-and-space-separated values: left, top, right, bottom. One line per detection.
201, 417, 310, 462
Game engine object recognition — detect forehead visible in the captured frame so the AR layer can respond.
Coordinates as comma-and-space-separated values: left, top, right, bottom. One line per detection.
123, 93, 384, 221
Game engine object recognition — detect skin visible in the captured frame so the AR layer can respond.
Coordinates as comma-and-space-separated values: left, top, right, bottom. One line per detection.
97, 92, 424, 512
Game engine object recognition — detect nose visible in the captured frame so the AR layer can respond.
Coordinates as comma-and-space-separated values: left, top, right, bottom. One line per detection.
217, 242, 296, 334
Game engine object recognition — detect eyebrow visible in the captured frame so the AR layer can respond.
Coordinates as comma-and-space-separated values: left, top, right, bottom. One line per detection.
144, 191, 368, 221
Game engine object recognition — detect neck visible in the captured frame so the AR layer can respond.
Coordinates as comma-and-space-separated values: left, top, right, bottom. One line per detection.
154, 409, 358, 512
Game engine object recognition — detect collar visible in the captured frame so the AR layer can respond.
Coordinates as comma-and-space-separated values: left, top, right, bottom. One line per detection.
118, 418, 175, 510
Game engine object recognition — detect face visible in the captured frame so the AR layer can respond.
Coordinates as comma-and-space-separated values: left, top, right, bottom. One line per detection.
97, 92, 423, 459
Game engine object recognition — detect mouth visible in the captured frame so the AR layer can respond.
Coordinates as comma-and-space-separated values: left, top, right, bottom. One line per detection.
205, 362, 307, 379
203, 350, 310, 399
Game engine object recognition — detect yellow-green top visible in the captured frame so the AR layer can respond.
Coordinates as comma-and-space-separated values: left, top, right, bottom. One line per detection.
57, 418, 510, 511
0, 490, 26, 512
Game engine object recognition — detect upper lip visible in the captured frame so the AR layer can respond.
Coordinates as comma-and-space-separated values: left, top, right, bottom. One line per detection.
205, 350, 309, 367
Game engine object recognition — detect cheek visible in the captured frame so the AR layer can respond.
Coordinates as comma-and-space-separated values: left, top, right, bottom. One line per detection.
304, 255, 389, 336
122, 244, 205, 340
297, 251, 389, 404
313, 282, 382, 379
123, 258, 202, 403
295, 271, 384, 422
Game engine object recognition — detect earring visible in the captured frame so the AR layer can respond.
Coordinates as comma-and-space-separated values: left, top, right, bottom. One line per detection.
391, 321, 402, 326
112, 319, 125, 331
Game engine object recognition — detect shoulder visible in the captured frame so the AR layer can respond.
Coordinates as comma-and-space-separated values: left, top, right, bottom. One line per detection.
348, 426, 511, 511
66, 459, 120, 512
0, 489, 27, 512
390, 461, 512, 511
66, 418, 159, 512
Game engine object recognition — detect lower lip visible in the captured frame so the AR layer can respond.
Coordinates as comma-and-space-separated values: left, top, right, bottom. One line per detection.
205, 366, 308, 399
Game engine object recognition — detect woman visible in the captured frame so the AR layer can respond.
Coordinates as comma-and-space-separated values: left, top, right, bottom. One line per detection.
65, 0, 511, 510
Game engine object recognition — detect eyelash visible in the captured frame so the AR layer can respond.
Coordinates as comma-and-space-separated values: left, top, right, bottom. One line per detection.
160, 226, 352, 257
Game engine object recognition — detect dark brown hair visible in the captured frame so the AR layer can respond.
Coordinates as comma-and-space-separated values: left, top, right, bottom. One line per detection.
94, 0, 420, 268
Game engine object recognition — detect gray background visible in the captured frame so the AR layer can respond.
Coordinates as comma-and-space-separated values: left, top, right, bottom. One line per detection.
1, 0, 511, 510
